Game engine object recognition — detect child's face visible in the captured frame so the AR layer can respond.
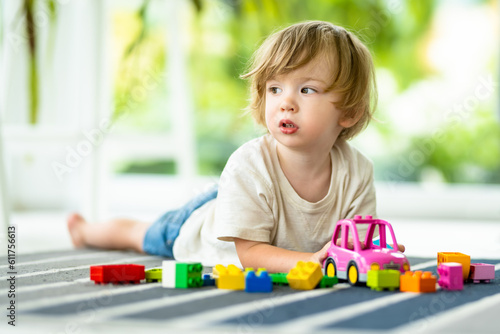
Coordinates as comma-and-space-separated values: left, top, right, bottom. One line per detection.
265, 59, 349, 152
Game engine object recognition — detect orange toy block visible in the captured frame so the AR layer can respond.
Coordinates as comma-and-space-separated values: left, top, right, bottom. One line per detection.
437, 252, 470, 280
400, 271, 437, 293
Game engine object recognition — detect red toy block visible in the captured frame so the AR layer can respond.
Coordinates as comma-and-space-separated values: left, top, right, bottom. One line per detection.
437, 263, 463, 291
468, 263, 495, 283
90, 264, 145, 284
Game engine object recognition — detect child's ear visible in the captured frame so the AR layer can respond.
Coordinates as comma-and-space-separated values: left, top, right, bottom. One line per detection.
339, 111, 362, 128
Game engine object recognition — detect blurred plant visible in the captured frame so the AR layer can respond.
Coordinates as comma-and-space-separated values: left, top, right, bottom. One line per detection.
391, 110, 500, 183
424, 111, 500, 183
17, 0, 57, 124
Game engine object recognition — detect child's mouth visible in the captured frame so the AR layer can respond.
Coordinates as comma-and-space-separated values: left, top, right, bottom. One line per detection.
279, 119, 298, 134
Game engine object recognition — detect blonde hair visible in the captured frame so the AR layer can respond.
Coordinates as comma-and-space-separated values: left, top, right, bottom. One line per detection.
241, 21, 377, 140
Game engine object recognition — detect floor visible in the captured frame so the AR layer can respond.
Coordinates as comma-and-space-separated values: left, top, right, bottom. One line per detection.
2, 177, 500, 333
0, 249, 498, 334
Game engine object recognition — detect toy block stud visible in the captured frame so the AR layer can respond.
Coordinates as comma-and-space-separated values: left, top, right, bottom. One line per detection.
468, 263, 495, 283
318, 275, 338, 288
437, 263, 463, 291
270, 273, 289, 286
400, 271, 436, 293
367, 269, 400, 291
287, 261, 323, 290
90, 264, 145, 284
145, 268, 162, 283
245, 269, 272, 293
213, 264, 245, 290
437, 252, 470, 280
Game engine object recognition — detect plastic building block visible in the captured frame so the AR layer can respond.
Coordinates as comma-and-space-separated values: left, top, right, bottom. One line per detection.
162, 261, 203, 288
400, 271, 436, 293
176, 262, 203, 288
287, 261, 323, 290
145, 268, 162, 283
213, 264, 245, 290
90, 264, 145, 284
323, 215, 410, 286
367, 269, 400, 291
437, 263, 463, 291
202, 273, 215, 286
468, 263, 495, 283
245, 268, 272, 293
162, 260, 177, 288
318, 275, 338, 288
270, 273, 289, 285
437, 252, 470, 280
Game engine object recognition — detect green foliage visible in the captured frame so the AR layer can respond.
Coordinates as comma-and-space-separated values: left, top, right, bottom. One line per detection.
386, 110, 500, 184
423, 111, 500, 183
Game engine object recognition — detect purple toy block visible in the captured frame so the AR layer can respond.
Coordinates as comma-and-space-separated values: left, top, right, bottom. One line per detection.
437, 262, 463, 291
468, 263, 495, 283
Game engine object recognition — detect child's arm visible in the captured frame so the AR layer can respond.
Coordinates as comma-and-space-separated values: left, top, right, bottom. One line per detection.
234, 238, 331, 273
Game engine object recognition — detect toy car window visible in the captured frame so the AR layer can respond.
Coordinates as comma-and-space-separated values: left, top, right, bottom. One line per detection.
332, 226, 341, 246
343, 224, 350, 249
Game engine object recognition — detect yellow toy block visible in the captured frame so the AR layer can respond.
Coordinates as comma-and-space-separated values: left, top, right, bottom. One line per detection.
287, 261, 323, 290
213, 264, 245, 290
437, 252, 470, 280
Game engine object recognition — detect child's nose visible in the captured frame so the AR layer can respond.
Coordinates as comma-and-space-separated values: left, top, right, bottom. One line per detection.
280, 95, 297, 112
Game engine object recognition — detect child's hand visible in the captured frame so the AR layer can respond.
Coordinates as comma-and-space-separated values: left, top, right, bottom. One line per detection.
394, 243, 405, 252
310, 241, 331, 265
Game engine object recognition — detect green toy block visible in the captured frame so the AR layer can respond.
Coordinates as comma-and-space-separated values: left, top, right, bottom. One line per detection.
270, 273, 289, 285
367, 269, 400, 291
318, 275, 338, 288
145, 268, 162, 283
175, 262, 203, 288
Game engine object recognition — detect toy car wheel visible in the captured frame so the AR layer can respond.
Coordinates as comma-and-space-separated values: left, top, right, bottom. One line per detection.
347, 262, 360, 286
324, 258, 337, 278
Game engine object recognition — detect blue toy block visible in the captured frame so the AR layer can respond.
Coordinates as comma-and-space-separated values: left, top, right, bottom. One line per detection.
202, 273, 215, 286
245, 269, 272, 293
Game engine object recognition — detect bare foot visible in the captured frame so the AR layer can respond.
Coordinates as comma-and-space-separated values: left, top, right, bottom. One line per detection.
67, 213, 87, 248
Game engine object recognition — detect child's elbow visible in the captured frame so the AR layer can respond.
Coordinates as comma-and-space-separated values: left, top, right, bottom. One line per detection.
233, 238, 261, 268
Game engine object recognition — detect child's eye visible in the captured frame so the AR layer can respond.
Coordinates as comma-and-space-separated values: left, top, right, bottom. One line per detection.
301, 87, 316, 94
268, 87, 282, 94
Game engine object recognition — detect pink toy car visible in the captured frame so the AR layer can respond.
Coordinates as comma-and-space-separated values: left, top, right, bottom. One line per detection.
437, 262, 463, 290
323, 215, 410, 286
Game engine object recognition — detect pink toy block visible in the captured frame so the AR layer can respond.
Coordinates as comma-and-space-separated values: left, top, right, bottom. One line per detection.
468, 263, 495, 283
437, 262, 463, 291
437, 252, 470, 280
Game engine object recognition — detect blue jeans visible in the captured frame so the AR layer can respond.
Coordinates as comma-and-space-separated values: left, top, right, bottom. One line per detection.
142, 185, 218, 257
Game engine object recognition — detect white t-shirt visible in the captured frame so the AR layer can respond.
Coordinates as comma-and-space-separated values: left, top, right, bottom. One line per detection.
173, 134, 377, 267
